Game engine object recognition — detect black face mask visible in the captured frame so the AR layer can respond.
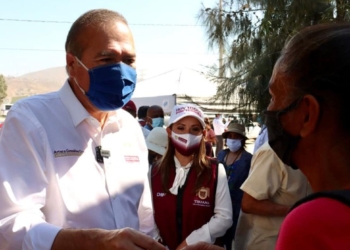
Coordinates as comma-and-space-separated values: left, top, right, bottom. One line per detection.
264, 98, 303, 169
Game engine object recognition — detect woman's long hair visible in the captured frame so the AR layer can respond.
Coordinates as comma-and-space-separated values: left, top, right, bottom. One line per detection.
154, 126, 213, 193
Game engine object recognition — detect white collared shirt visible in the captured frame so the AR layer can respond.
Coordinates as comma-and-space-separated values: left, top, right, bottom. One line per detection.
0, 81, 155, 250
170, 157, 232, 245
212, 117, 228, 135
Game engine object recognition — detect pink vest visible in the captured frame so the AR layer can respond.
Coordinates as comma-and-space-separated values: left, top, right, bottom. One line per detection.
151, 159, 218, 250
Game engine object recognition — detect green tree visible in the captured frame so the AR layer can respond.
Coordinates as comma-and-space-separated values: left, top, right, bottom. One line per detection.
199, 0, 350, 114
0, 74, 7, 104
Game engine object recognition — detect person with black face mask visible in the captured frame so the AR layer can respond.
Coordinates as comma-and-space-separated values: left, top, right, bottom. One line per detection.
268, 24, 350, 250
150, 103, 232, 250
180, 22, 350, 250
234, 142, 311, 250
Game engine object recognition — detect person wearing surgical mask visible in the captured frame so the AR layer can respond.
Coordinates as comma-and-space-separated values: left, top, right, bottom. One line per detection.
144, 105, 165, 131
216, 123, 252, 250
150, 103, 232, 250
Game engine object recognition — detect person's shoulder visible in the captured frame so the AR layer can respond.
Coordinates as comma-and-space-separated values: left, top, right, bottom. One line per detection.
252, 143, 281, 163
242, 150, 252, 159
254, 142, 270, 153
286, 197, 350, 227
118, 109, 138, 122
277, 197, 350, 249
8, 92, 60, 114
216, 149, 228, 161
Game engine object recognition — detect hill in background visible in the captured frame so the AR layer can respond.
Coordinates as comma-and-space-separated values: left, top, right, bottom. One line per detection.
4, 67, 67, 103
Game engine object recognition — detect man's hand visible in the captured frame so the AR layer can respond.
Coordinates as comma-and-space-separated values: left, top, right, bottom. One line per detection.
51, 228, 166, 250
181, 242, 224, 250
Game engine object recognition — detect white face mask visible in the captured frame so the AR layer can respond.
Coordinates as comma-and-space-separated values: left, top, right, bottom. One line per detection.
226, 139, 242, 152
171, 131, 202, 156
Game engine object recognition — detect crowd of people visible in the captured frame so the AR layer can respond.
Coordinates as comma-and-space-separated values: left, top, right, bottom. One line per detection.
0, 8, 350, 250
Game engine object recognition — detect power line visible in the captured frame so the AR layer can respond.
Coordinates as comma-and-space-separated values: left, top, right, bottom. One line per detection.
0, 47, 216, 55
0, 48, 62, 52
0, 18, 205, 27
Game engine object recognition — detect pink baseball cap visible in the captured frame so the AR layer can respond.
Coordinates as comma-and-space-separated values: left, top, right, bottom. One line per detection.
168, 103, 205, 129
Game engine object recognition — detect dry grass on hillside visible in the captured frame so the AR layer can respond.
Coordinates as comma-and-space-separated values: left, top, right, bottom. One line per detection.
5, 67, 67, 101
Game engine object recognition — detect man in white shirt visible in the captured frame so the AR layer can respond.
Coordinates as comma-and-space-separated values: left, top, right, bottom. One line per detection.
212, 114, 228, 156
0, 9, 164, 250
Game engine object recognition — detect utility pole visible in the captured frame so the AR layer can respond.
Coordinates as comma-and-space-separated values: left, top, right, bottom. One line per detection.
219, 0, 224, 78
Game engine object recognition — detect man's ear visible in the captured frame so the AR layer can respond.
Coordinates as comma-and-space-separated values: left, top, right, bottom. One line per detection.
146, 116, 152, 125
66, 53, 76, 77
299, 94, 320, 138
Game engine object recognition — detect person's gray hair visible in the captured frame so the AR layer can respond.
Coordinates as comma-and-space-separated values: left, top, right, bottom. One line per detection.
277, 23, 350, 131
65, 9, 128, 59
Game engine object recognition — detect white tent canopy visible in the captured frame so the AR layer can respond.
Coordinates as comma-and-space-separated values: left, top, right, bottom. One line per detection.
133, 67, 217, 98
132, 95, 176, 114
132, 66, 250, 113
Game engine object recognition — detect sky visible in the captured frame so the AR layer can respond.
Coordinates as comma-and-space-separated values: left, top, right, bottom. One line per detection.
0, 0, 219, 77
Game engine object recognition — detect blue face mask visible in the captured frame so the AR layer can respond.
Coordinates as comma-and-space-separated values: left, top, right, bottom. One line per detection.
74, 57, 137, 111
152, 117, 164, 128
226, 139, 242, 152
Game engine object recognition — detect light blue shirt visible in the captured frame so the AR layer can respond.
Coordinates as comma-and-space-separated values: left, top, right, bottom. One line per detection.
253, 125, 268, 153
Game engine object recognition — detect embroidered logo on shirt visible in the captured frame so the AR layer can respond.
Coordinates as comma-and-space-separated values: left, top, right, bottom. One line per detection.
54, 149, 84, 158
124, 155, 140, 162
157, 192, 166, 197
197, 187, 210, 200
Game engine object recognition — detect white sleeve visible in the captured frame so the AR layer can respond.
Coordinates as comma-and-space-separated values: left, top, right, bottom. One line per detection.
186, 163, 233, 245
0, 105, 61, 250
138, 171, 156, 237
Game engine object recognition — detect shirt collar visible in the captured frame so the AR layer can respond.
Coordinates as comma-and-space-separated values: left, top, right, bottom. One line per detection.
59, 80, 90, 127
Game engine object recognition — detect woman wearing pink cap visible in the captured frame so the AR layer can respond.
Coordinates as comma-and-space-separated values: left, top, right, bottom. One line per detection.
150, 103, 232, 250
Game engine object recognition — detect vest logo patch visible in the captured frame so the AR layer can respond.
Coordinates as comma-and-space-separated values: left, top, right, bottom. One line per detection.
157, 192, 166, 197
197, 187, 210, 200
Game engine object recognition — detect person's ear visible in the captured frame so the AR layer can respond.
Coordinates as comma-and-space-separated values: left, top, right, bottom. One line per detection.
66, 53, 77, 78
146, 116, 152, 125
166, 127, 172, 137
299, 95, 320, 138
